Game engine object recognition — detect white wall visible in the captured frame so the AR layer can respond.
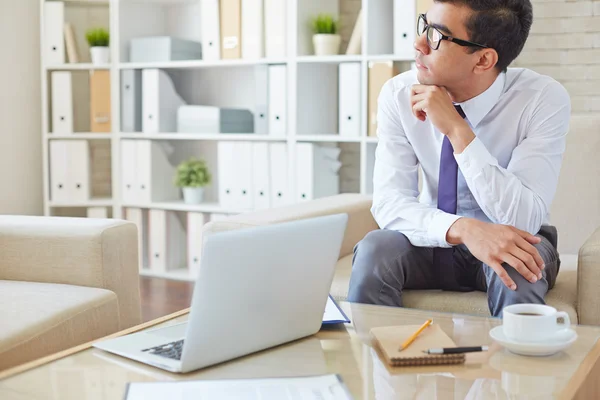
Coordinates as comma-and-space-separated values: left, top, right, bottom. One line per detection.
0, 1, 43, 215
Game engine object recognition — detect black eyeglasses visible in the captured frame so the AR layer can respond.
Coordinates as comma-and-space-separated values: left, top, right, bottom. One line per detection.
417, 14, 488, 50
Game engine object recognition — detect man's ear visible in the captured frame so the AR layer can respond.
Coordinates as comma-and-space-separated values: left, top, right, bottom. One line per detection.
473, 48, 498, 74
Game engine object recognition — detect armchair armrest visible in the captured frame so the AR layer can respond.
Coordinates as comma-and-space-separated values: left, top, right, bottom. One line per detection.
578, 226, 600, 325
202, 194, 379, 259
0, 216, 141, 329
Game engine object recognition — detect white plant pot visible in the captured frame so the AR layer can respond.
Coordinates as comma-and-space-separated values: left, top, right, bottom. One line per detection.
313, 34, 341, 56
182, 187, 204, 204
90, 46, 110, 65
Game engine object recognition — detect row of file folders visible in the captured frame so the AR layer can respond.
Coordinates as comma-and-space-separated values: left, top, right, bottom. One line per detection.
120, 66, 287, 136
124, 208, 226, 275
120, 140, 343, 210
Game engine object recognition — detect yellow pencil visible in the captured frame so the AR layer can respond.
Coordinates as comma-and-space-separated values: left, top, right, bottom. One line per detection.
399, 319, 433, 351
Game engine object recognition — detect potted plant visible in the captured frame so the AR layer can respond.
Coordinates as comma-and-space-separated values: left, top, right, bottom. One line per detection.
174, 157, 211, 204
86, 27, 110, 65
311, 13, 341, 56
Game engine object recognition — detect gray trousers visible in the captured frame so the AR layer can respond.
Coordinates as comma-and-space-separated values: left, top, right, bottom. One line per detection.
347, 226, 560, 317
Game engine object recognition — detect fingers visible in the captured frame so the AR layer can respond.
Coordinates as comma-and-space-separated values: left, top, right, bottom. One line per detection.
512, 226, 541, 245
412, 99, 427, 121
503, 253, 538, 284
489, 261, 517, 291
411, 84, 430, 95
515, 235, 545, 271
511, 245, 543, 281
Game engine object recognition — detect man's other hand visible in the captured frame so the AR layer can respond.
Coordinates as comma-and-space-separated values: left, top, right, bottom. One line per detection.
447, 218, 545, 290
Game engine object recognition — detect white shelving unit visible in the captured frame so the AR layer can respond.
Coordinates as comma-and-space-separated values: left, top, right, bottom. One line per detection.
40, 0, 424, 280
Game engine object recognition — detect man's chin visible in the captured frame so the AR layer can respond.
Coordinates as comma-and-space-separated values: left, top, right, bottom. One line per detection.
416, 70, 433, 85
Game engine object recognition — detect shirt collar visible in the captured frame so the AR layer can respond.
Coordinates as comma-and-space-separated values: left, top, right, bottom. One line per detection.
454, 72, 506, 129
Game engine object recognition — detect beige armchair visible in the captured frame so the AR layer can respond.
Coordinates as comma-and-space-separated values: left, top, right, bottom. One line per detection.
0, 216, 142, 371
201, 193, 600, 326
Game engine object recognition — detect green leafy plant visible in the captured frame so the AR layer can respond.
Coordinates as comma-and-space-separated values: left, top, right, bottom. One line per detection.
311, 13, 339, 35
174, 157, 211, 188
85, 27, 110, 47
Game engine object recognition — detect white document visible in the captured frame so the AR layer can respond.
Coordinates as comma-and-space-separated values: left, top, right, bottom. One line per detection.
142, 69, 186, 133
201, 0, 221, 61
44, 2, 65, 65
67, 140, 90, 203
242, 0, 264, 59
264, 0, 287, 58
269, 142, 288, 207
125, 374, 353, 400
235, 142, 254, 210
338, 63, 361, 137
394, 0, 416, 59
49, 140, 69, 203
51, 71, 73, 134
121, 69, 142, 132
218, 141, 237, 209
323, 296, 350, 324
187, 212, 207, 274
252, 142, 271, 210
268, 65, 287, 137
254, 65, 269, 134
121, 140, 138, 204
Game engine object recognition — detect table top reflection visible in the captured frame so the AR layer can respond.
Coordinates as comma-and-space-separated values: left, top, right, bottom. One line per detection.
1, 302, 599, 400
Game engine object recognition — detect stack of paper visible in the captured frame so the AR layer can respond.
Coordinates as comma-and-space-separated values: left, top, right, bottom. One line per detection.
177, 105, 254, 133
125, 374, 354, 400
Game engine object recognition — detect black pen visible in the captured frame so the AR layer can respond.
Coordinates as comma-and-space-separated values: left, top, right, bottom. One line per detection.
422, 346, 489, 354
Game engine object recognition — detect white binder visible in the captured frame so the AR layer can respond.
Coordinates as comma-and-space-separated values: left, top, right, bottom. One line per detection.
121, 140, 178, 204
264, 0, 287, 58
44, 2, 65, 65
234, 142, 254, 210
87, 207, 108, 219
269, 142, 288, 207
49, 141, 69, 203
394, 0, 416, 59
295, 143, 341, 202
125, 208, 149, 272
268, 65, 287, 137
120, 140, 139, 204
251, 142, 271, 210
217, 141, 237, 209
148, 209, 186, 274
51, 71, 73, 134
121, 70, 142, 132
241, 0, 264, 59
338, 63, 361, 137
254, 65, 269, 135
201, 0, 221, 61
67, 140, 91, 203
187, 212, 207, 274
142, 69, 186, 133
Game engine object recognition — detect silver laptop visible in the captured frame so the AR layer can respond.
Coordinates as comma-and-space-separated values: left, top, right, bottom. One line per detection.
93, 213, 348, 373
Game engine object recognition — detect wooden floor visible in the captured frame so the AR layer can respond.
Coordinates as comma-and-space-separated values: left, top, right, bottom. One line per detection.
140, 276, 195, 322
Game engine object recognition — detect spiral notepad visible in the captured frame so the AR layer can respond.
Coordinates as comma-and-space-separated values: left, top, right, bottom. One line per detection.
370, 324, 466, 367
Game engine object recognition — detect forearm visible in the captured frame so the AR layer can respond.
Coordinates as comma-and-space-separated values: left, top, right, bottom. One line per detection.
372, 192, 461, 248
449, 126, 549, 234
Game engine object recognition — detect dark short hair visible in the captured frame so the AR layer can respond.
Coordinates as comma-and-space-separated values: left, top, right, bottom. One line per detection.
434, 0, 533, 73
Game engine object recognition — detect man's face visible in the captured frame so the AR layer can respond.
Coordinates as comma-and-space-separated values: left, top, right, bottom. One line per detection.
414, 3, 476, 86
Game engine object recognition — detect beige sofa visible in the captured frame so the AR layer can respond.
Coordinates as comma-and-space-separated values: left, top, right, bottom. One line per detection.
0, 216, 142, 371
202, 193, 600, 326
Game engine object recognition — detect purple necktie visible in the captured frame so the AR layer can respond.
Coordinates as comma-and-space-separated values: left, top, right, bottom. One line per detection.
433, 105, 466, 290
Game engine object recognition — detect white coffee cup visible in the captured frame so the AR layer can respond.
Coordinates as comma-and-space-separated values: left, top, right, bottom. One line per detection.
502, 304, 570, 343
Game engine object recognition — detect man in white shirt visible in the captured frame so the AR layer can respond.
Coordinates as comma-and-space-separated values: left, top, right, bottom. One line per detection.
347, 0, 571, 317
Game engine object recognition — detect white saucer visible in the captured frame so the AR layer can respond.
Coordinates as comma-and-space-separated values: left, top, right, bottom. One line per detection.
489, 326, 578, 357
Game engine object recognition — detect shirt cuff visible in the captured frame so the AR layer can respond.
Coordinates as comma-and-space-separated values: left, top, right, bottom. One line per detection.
428, 212, 463, 248
454, 137, 498, 179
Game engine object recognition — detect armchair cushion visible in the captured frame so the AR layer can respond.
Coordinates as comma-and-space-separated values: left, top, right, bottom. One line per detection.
0, 280, 119, 370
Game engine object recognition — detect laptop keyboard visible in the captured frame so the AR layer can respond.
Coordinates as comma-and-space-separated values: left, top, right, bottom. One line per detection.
141, 339, 184, 360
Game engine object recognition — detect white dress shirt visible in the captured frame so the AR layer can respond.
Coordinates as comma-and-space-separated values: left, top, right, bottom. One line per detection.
371, 67, 571, 248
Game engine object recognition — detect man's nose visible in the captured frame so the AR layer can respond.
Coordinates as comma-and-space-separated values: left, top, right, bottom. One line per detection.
414, 32, 430, 55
